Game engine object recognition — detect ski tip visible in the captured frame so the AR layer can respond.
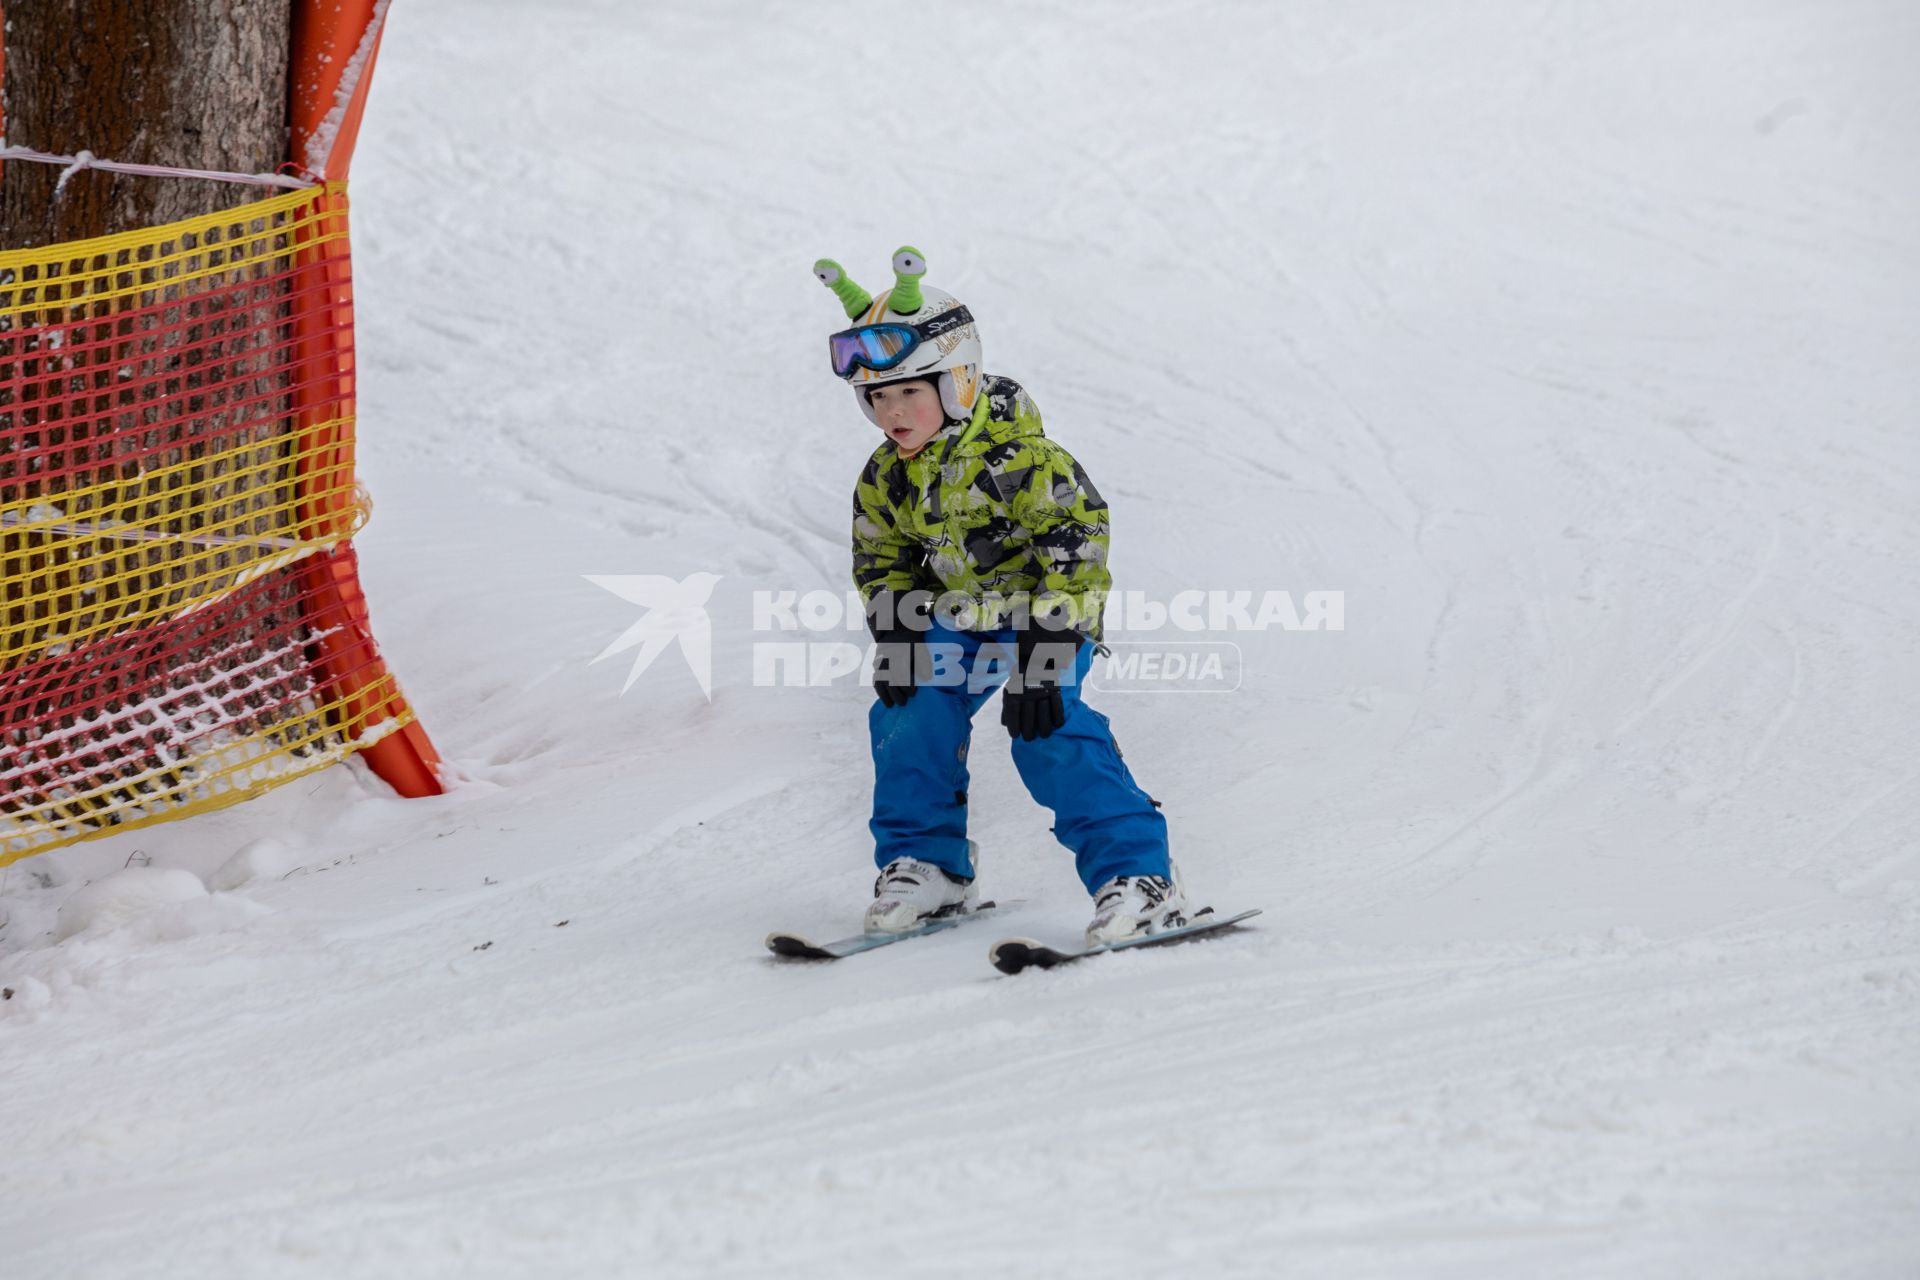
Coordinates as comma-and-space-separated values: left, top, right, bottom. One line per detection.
765, 932, 831, 960
988, 937, 1053, 976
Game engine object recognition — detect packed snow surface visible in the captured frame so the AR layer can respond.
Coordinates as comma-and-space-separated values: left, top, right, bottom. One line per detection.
3, 1, 1916, 1276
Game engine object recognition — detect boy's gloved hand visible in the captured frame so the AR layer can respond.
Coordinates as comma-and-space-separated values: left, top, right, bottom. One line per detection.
868, 589, 933, 708
873, 628, 924, 706
1001, 625, 1084, 741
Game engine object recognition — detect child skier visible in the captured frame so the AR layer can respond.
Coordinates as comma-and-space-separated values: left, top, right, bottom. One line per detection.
814, 246, 1200, 945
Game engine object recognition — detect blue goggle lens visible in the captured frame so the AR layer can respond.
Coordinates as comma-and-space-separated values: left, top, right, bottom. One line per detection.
828, 324, 918, 378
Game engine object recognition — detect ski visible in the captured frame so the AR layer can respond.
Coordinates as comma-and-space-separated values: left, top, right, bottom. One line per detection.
766, 899, 1015, 961
988, 907, 1262, 975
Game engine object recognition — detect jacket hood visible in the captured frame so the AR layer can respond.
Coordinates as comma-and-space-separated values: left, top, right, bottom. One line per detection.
938, 374, 1044, 460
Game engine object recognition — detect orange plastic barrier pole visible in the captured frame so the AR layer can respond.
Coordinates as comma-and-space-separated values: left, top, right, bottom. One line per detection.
289, 1, 445, 798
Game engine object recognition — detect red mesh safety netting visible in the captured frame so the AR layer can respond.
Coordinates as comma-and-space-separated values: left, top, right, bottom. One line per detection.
1, 183, 421, 864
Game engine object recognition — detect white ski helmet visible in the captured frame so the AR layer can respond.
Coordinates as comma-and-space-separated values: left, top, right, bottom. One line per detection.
815, 246, 983, 424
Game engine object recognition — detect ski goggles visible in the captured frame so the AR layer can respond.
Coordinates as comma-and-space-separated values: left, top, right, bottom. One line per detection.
827, 306, 974, 379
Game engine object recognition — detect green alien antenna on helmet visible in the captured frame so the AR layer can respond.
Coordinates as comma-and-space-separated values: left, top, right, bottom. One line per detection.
813, 259, 872, 321
813, 246, 934, 319
888, 246, 926, 314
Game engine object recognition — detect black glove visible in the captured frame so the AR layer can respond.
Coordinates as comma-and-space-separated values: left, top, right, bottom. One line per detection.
1001, 624, 1084, 741
873, 628, 924, 707
868, 590, 934, 708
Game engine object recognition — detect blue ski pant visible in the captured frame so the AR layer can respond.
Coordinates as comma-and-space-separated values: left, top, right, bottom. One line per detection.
869, 620, 1170, 892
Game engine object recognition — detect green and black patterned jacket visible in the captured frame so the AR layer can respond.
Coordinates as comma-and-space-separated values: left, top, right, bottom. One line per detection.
851, 375, 1111, 643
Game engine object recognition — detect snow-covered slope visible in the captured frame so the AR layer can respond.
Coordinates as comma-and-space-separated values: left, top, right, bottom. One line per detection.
4, 2, 1916, 1276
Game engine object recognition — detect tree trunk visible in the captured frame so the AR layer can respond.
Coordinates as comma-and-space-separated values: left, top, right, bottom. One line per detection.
1, 0, 291, 246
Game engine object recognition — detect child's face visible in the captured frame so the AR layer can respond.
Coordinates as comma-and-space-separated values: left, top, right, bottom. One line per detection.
867, 381, 945, 456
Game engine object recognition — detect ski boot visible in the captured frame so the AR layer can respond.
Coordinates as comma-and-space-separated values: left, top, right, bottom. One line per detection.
865, 840, 981, 934
1085, 861, 1195, 946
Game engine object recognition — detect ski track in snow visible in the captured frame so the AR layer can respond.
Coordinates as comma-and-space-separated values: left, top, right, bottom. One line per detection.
4, 1, 1918, 1276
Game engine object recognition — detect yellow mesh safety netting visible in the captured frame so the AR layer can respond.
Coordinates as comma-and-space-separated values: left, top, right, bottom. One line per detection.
1, 183, 415, 865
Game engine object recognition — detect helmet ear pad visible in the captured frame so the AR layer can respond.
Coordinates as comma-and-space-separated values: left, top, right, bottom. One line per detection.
938, 364, 981, 420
